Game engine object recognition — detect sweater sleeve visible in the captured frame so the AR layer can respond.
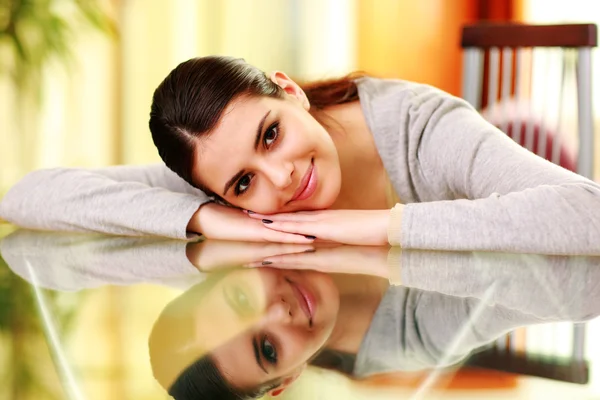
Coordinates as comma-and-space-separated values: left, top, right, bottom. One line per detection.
0, 230, 204, 291
361, 79, 600, 255
354, 286, 557, 377
0, 164, 211, 239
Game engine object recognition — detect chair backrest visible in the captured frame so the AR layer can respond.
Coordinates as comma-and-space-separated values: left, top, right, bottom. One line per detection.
460, 22, 597, 384
461, 23, 597, 179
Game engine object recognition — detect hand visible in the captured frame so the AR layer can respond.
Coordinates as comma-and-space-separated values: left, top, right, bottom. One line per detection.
186, 240, 314, 271
188, 203, 315, 243
246, 209, 393, 246
243, 244, 396, 280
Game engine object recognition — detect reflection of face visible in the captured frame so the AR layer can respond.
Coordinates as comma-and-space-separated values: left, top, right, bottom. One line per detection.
194, 267, 340, 391
194, 92, 342, 214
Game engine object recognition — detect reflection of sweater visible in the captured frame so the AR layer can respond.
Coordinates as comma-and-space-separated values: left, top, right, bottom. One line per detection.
354, 251, 600, 377
2, 78, 600, 253
0, 230, 202, 292
354, 286, 530, 377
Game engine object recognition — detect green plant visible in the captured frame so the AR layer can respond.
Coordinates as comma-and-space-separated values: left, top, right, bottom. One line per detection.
0, 0, 116, 100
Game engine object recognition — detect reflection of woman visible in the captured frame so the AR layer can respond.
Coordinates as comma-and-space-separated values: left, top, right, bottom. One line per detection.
149, 266, 388, 399
148, 261, 600, 400
2, 56, 599, 254
3, 230, 599, 398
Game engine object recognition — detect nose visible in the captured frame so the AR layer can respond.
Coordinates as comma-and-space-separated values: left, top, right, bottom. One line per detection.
262, 297, 293, 325
262, 159, 293, 190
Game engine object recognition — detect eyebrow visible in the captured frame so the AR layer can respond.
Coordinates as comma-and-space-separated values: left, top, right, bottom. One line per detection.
222, 110, 272, 196
252, 337, 268, 374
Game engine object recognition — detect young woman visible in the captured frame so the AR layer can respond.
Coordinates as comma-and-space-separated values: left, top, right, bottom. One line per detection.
1, 56, 599, 254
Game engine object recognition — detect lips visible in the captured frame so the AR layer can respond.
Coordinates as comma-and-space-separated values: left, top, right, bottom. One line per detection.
289, 280, 316, 327
290, 160, 317, 202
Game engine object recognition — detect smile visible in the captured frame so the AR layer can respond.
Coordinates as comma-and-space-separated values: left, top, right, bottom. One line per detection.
289, 279, 316, 327
290, 159, 317, 202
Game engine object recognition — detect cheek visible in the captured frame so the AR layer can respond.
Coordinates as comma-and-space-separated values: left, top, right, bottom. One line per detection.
280, 329, 324, 369
243, 196, 282, 214
233, 184, 283, 214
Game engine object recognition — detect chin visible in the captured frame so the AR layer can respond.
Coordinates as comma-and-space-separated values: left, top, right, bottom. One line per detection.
314, 183, 340, 210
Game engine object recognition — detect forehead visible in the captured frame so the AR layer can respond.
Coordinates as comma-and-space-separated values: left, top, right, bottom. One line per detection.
194, 97, 267, 162
205, 95, 277, 146
193, 95, 285, 192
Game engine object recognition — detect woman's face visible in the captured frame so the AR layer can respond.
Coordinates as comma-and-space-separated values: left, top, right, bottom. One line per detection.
193, 74, 342, 214
195, 267, 340, 392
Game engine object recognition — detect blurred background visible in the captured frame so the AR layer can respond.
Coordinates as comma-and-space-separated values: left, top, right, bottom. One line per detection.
1, 0, 600, 399
1, 0, 599, 191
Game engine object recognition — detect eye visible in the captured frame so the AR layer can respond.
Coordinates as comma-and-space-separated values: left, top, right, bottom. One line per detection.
234, 287, 250, 310
224, 285, 254, 317
263, 122, 279, 147
235, 174, 253, 195
261, 336, 278, 364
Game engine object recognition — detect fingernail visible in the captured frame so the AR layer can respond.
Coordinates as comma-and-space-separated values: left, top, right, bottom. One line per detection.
262, 219, 273, 224
247, 210, 255, 214
305, 235, 316, 240
262, 261, 273, 265
304, 249, 316, 253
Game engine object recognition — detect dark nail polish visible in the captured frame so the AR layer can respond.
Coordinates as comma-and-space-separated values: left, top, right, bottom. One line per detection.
247, 210, 255, 214
304, 249, 316, 253
262, 219, 273, 224
305, 235, 316, 240
262, 261, 273, 265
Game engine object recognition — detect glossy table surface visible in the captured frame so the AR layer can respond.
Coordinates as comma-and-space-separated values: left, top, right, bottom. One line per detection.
1, 225, 599, 400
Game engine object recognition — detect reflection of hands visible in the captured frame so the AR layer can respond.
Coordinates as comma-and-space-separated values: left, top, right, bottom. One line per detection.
245, 209, 394, 245
186, 239, 314, 272
244, 244, 395, 280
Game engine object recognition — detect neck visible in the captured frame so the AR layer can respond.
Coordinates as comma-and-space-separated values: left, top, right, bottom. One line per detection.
318, 102, 389, 210
324, 273, 389, 356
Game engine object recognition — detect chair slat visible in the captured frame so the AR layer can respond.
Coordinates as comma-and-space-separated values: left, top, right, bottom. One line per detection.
500, 47, 513, 134
488, 48, 500, 109
576, 48, 594, 179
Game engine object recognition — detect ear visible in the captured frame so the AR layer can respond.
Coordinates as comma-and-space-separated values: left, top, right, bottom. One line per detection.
269, 71, 310, 110
268, 364, 306, 397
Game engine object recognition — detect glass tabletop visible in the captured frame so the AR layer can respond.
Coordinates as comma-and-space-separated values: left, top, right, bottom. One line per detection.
1, 226, 599, 400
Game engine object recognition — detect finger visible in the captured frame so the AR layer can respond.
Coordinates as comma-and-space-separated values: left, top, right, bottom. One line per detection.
243, 261, 315, 270
259, 252, 320, 265
230, 244, 314, 264
261, 220, 320, 239
261, 243, 316, 255
254, 244, 315, 259
246, 210, 319, 222
261, 229, 316, 244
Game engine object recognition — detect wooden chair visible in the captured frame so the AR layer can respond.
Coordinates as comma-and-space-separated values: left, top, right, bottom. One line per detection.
460, 22, 597, 384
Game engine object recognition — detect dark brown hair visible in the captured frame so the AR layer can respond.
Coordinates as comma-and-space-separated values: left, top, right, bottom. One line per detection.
168, 355, 282, 400
149, 56, 361, 197
149, 270, 282, 400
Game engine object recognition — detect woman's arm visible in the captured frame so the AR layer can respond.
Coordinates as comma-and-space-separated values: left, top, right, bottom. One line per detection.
0, 164, 210, 238
364, 79, 600, 254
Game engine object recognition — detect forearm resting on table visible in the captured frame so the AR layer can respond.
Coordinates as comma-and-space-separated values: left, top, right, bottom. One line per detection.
186, 202, 213, 235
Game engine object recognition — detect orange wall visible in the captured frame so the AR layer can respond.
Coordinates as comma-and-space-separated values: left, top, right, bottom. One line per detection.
356, 0, 524, 96
357, 0, 479, 96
